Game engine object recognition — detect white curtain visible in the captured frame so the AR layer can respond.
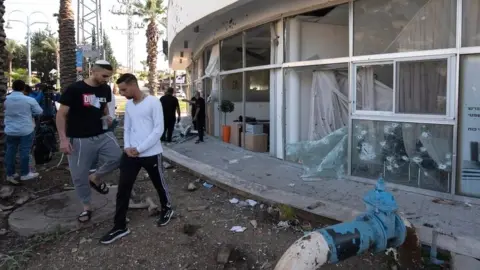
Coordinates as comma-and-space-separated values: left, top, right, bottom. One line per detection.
205, 44, 220, 103
308, 71, 349, 140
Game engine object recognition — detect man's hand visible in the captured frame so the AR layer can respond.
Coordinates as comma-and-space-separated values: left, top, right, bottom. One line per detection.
177, 116, 181, 123
103, 116, 113, 127
59, 138, 73, 155
124, 147, 139, 157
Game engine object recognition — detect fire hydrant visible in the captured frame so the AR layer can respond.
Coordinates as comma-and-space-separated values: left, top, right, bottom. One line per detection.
275, 177, 407, 269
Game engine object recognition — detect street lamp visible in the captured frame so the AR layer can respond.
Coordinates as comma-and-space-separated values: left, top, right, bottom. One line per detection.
6, 10, 50, 85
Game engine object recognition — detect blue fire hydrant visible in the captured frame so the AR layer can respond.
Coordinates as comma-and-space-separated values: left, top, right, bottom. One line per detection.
275, 177, 407, 269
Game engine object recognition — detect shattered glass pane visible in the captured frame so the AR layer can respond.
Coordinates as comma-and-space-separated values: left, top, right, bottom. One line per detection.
351, 120, 453, 192
286, 127, 348, 179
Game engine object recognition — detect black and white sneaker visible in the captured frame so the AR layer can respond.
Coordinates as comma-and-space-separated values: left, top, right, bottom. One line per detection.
100, 227, 130, 244
156, 208, 174, 226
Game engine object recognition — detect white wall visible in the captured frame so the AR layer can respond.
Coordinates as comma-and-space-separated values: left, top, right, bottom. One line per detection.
300, 22, 349, 60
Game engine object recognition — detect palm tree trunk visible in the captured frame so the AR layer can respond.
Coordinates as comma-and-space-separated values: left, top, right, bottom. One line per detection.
59, 0, 77, 92
146, 20, 159, 96
0, 0, 8, 181
56, 50, 60, 89
8, 57, 12, 88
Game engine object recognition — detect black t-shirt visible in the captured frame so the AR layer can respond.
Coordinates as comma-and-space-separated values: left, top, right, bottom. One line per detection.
160, 95, 179, 118
59, 81, 112, 138
195, 97, 206, 119
190, 97, 197, 116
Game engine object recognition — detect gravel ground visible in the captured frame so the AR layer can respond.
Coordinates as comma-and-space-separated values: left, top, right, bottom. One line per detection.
0, 113, 395, 270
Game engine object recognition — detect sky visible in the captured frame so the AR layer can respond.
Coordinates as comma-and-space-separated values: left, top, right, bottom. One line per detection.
5, 0, 169, 71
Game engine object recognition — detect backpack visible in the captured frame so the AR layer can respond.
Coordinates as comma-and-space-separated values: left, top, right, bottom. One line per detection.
34, 123, 58, 165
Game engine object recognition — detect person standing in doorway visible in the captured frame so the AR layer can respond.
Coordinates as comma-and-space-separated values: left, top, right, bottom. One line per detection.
193, 91, 206, 144
182, 91, 199, 130
160, 87, 180, 142
100, 74, 173, 244
56, 60, 122, 223
4, 80, 43, 185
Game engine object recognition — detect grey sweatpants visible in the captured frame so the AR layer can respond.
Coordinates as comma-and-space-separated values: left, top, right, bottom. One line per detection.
67, 132, 122, 205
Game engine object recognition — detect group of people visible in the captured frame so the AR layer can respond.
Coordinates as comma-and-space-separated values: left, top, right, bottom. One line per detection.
160, 87, 206, 144
4, 59, 206, 244
4, 80, 62, 184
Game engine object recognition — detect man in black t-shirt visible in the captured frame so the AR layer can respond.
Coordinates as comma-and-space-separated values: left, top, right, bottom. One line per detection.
182, 91, 199, 130
193, 91, 206, 144
159, 87, 180, 142
56, 60, 122, 223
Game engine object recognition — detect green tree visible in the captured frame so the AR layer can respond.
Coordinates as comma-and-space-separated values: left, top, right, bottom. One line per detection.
30, 30, 57, 83
103, 33, 118, 73
42, 36, 60, 89
133, 0, 166, 95
5, 39, 20, 87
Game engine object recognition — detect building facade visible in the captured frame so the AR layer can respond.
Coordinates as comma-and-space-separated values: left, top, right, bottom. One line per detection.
167, 0, 480, 201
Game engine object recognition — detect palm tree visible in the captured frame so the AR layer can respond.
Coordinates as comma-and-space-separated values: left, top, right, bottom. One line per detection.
42, 36, 60, 89
0, 0, 8, 181
58, 0, 77, 91
5, 39, 19, 88
133, 0, 166, 96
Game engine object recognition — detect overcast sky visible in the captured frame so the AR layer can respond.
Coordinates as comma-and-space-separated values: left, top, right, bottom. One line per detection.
5, 0, 169, 71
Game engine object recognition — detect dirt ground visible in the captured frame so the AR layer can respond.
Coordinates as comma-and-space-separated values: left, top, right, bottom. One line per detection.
1, 162, 395, 270
0, 115, 397, 270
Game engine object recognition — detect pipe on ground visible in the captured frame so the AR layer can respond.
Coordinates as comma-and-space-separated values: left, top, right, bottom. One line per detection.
275, 178, 411, 270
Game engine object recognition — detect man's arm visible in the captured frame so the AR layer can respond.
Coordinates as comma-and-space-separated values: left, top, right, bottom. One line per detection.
136, 99, 164, 153
56, 86, 74, 141
56, 105, 69, 141
30, 98, 43, 116
123, 103, 131, 149
176, 98, 181, 118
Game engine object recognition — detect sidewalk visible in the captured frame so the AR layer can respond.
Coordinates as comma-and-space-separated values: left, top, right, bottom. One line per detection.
164, 136, 480, 260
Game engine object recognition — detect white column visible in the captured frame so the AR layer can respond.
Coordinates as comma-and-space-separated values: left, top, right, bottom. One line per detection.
287, 17, 301, 144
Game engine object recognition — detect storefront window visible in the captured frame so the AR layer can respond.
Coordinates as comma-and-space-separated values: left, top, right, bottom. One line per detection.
396, 59, 448, 115
355, 64, 393, 111
285, 4, 349, 62
203, 46, 213, 75
221, 34, 243, 71
355, 58, 449, 115
351, 119, 453, 192
245, 24, 271, 67
353, 0, 457, 56
246, 70, 270, 102
462, 0, 480, 47
284, 64, 349, 178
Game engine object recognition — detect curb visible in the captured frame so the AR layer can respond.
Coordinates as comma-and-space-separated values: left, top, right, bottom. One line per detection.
163, 147, 480, 260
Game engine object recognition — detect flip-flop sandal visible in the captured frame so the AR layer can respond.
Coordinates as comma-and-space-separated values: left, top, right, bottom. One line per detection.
78, 210, 92, 223
90, 181, 109, 194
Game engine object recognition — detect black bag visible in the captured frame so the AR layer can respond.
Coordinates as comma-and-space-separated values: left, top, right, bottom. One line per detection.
34, 123, 58, 165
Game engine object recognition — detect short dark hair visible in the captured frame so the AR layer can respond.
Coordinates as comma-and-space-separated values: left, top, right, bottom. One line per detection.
12, 80, 26, 91
167, 87, 174, 94
116, 73, 138, 85
24, 85, 33, 94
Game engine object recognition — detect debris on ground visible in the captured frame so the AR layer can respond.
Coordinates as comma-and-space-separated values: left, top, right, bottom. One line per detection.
128, 199, 149, 209
203, 182, 213, 189
277, 221, 290, 229
0, 229, 7, 236
246, 199, 257, 207
288, 183, 295, 187
230, 226, 247, 233
432, 198, 457, 206
0, 204, 14, 211
187, 205, 208, 212
163, 161, 174, 169
0, 186, 14, 199
187, 183, 197, 191
229, 198, 239, 204
249, 220, 258, 229
145, 197, 159, 216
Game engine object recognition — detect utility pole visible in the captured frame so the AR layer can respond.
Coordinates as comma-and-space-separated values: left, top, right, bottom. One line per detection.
111, 0, 143, 73
77, 0, 104, 80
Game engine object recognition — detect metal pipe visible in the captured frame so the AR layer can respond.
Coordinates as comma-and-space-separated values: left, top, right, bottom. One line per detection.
275, 177, 408, 269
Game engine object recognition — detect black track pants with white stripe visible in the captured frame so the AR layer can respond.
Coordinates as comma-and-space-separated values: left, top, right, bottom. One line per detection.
114, 153, 172, 229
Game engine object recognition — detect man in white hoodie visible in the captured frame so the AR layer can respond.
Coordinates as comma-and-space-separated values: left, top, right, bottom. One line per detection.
100, 73, 173, 244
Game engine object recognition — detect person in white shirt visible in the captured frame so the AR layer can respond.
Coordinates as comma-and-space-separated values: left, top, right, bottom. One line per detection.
100, 73, 173, 244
